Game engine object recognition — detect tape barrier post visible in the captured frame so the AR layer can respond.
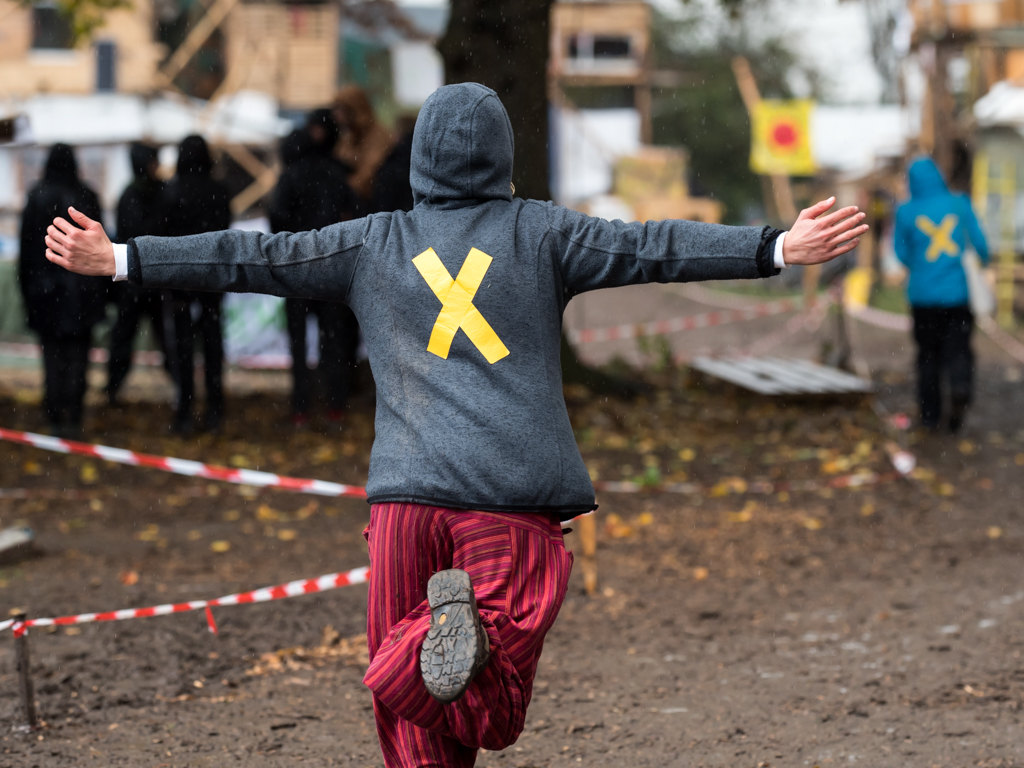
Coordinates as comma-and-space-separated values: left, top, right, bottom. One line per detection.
578, 514, 598, 597
13, 613, 37, 730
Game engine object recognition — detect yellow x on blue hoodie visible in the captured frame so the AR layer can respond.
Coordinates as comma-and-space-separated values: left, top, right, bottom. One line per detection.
895, 157, 989, 308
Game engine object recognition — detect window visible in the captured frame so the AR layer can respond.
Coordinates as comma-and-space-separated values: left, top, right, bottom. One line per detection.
96, 41, 117, 91
568, 34, 632, 62
32, 4, 74, 50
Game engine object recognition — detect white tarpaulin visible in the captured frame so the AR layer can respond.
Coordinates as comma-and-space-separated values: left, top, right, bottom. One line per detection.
551, 107, 642, 205
975, 80, 1024, 132
811, 105, 916, 177
391, 42, 444, 108
10, 91, 291, 147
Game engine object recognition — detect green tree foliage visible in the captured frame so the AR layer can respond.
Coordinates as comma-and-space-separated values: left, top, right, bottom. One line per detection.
650, 5, 813, 224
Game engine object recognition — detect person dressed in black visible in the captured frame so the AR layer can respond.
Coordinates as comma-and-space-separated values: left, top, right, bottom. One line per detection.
269, 111, 362, 427
18, 144, 106, 436
371, 121, 414, 215
162, 135, 232, 433
105, 144, 172, 404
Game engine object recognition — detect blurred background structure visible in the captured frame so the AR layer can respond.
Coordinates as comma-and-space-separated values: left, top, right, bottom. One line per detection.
0, 0, 1022, 369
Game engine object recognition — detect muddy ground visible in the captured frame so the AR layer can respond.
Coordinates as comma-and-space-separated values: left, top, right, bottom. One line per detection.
0, 334, 1023, 767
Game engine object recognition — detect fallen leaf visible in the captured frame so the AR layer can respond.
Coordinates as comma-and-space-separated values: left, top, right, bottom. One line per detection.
23, 461, 42, 476
223, 510, 241, 522
860, 503, 875, 517
135, 524, 160, 542
277, 529, 297, 541
802, 517, 823, 531
119, 570, 139, 586
693, 567, 709, 581
89, 499, 103, 512
80, 463, 98, 484
257, 504, 279, 522
987, 526, 1003, 540
1016, 453, 1024, 467
958, 440, 976, 455
295, 501, 319, 520
210, 540, 231, 553
636, 512, 654, 527
229, 455, 250, 468
678, 448, 696, 462
937, 483, 956, 497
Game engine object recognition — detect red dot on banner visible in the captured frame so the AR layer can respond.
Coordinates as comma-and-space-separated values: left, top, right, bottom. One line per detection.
772, 122, 798, 147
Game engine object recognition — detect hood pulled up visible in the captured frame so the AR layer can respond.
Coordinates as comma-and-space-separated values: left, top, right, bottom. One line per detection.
410, 82, 514, 209
908, 157, 948, 200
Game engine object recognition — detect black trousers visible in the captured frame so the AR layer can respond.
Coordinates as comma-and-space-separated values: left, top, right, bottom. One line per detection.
106, 283, 171, 398
911, 305, 974, 427
285, 298, 359, 415
40, 335, 91, 429
166, 290, 224, 422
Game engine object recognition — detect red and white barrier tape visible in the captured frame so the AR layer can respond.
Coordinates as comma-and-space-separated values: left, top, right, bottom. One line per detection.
844, 304, 1024, 366
0, 428, 366, 499
664, 283, 787, 311
569, 298, 801, 345
0, 566, 370, 635
845, 305, 912, 332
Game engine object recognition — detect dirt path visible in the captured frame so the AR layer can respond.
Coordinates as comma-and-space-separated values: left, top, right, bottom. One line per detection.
1, 323, 1023, 766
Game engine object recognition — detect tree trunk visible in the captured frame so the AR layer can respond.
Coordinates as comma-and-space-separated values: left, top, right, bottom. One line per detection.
438, 0, 637, 397
437, 0, 553, 202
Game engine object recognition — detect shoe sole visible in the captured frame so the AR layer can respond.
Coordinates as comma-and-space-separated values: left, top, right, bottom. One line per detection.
419, 569, 489, 703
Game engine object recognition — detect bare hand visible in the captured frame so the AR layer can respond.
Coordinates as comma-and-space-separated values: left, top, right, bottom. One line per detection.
44, 207, 115, 276
783, 198, 868, 266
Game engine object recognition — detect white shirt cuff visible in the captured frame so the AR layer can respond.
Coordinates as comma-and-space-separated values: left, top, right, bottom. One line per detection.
773, 231, 788, 269
112, 243, 128, 281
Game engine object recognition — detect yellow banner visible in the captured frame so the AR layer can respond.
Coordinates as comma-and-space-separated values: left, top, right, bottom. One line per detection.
750, 99, 815, 176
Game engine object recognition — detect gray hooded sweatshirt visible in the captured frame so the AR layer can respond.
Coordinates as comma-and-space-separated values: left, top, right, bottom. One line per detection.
125, 83, 780, 519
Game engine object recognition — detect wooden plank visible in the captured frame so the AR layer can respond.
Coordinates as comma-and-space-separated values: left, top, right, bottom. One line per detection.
781, 359, 873, 392
738, 358, 833, 394
692, 356, 872, 396
729, 357, 822, 393
155, 0, 241, 88
691, 357, 792, 395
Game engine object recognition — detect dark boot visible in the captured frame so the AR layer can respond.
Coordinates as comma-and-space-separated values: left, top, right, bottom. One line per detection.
419, 569, 491, 703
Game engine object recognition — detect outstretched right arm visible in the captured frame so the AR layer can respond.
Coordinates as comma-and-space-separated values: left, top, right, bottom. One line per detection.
46, 207, 371, 304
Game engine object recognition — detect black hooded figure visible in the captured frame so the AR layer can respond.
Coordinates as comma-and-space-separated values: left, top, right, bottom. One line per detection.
161, 135, 232, 433
106, 143, 173, 404
269, 112, 362, 426
19, 143, 106, 436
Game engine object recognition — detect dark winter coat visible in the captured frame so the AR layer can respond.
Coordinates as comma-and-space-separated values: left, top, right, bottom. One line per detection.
122, 83, 781, 519
268, 134, 362, 235
371, 131, 414, 214
161, 137, 231, 238
117, 145, 166, 241
19, 144, 107, 339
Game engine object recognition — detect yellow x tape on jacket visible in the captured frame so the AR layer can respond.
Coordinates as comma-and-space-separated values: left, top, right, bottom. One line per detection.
412, 247, 511, 364
915, 214, 960, 262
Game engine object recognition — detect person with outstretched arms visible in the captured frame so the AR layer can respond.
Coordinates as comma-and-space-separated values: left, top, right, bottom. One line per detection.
44, 83, 866, 768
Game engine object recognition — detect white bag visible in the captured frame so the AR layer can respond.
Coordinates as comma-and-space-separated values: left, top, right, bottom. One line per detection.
963, 248, 995, 317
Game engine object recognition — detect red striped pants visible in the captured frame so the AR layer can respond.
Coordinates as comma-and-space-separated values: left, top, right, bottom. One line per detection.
363, 503, 574, 768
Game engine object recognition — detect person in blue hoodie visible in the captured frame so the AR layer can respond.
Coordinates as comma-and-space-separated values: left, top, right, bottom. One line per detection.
43, 83, 867, 768
895, 157, 989, 432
